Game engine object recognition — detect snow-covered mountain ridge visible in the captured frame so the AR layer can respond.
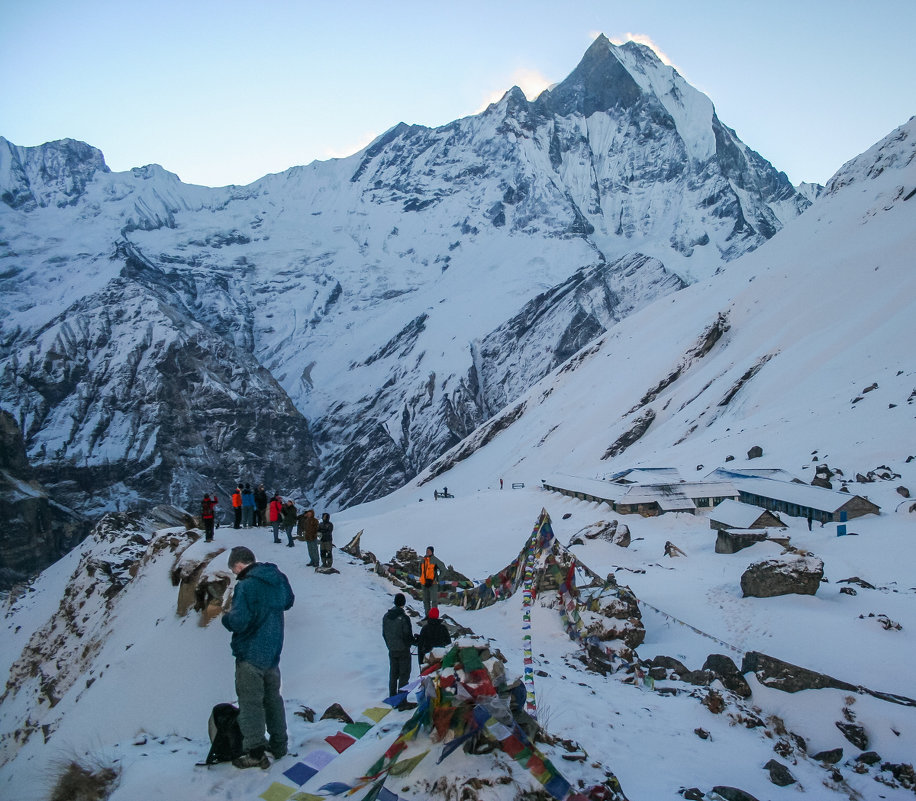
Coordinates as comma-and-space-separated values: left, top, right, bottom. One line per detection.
0, 36, 814, 534
1, 113, 915, 801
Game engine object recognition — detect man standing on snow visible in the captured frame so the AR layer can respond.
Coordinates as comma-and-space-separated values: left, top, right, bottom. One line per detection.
418, 546, 446, 616
299, 508, 320, 567
222, 546, 295, 769
201, 494, 219, 542
382, 593, 415, 704
231, 485, 243, 529
254, 484, 268, 527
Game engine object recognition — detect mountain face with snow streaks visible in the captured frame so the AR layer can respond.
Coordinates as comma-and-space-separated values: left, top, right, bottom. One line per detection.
0, 36, 813, 535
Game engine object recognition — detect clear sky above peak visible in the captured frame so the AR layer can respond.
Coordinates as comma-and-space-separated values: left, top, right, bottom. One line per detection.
2, 0, 913, 188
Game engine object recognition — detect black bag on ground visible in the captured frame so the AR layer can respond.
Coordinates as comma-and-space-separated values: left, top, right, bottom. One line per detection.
205, 703, 244, 764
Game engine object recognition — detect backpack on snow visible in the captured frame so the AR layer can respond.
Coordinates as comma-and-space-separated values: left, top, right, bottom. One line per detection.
205, 703, 244, 764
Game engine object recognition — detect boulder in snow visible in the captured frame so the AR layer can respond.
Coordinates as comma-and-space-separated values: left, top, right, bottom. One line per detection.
740, 553, 824, 597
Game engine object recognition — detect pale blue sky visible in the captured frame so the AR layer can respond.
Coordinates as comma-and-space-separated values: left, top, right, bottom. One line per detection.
2, 0, 914, 187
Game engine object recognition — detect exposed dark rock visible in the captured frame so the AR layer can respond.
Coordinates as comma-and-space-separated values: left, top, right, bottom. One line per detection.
746, 446, 763, 459
763, 759, 796, 786
740, 554, 823, 597
812, 747, 843, 764
711, 786, 761, 801
897, 486, 910, 498
320, 703, 353, 724
601, 409, 656, 460
703, 654, 752, 698
835, 722, 868, 750
881, 762, 916, 790
0, 409, 90, 589
856, 751, 881, 765
741, 651, 858, 694
838, 576, 876, 590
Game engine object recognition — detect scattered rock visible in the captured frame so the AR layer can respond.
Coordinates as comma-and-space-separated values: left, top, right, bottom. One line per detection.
694, 728, 710, 740
664, 541, 687, 558
747, 446, 763, 460
897, 486, 911, 498
840, 587, 857, 596
742, 652, 857, 694
740, 554, 824, 598
711, 786, 761, 801
703, 654, 752, 698
881, 762, 916, 790
680, 789, 704, 800
613, 523, 631, 548
856, 751, 881, 765
835, 722, 868, 750
839, 576, 876, 590
812, 747, 843, 764
764, 759, 796, 786
320, 703, 353, 724
725, 455, 735, 462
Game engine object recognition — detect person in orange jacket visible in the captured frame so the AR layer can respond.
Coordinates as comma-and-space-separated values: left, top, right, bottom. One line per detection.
232, 485, 243, 529
419, 546, 446, 616
269, 494, 284, 543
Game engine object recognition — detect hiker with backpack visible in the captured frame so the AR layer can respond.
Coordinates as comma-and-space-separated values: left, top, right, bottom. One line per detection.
221, 545, 295, 769
317, 512, 334, 568
201, 494, 219, 542
419, 546, 446, 616
416, 607, 451, 667
382, 592, 416, 705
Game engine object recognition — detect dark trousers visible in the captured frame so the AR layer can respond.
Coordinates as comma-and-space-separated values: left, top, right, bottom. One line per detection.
388, 652, 412, 698
204, 518, 215, 541
234, 507, 242, 528
235, 660, 287, 755
320, 541, 333, 567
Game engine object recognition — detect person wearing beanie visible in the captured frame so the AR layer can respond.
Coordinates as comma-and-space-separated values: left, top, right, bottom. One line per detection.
416, 606, 451, 667
381, 593, 415, 701
221, 546, 295, 768
418, 546, 447, 616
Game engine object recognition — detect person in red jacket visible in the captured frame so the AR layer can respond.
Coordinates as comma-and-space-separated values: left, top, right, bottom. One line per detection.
269, 494, 284, 544
202, 494, 219, 542
231, 485, 243, 529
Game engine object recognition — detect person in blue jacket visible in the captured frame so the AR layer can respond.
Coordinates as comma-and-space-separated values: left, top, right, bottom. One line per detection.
222, 546, 295, 768
241, 483, 256, 528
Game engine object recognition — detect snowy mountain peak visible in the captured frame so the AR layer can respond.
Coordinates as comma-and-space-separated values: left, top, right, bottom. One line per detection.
826, 115, 916, 196
536, 34, 644, 118
0, 136, 110, 210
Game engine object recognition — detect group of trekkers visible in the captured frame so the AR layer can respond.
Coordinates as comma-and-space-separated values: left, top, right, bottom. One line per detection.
201, 487, 334, 569
220, 537, 452, 768
382, 546, 451, 706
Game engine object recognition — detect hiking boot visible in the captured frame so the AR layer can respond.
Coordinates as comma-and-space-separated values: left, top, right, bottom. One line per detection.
232, 750, 270, 769
269, 746, 288, 760
396, 700, 417, 711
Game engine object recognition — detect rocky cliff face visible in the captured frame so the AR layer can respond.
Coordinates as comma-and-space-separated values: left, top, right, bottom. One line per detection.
0, 36, 811, 518
0, 410, 89, 588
